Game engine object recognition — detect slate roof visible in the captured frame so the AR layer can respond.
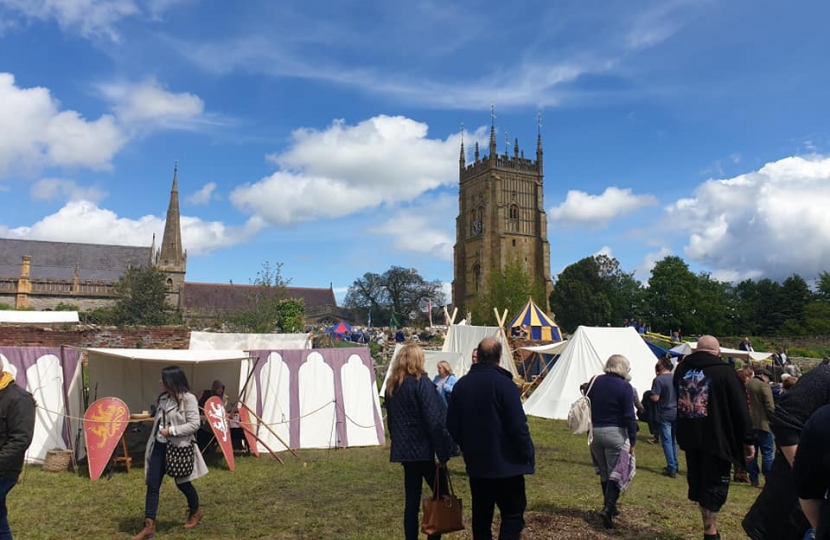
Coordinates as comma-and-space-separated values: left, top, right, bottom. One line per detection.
182, 282, 337, 311
0, 238, 150, 282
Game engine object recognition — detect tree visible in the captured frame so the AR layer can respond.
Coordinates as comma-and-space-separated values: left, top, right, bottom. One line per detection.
112, 265, 172, 326
470, 257, 548, 326
642, 256, 699, 335
343, 266, 446, 326
595, 255, 643, 326
225, 261, 303, 333
550, 256, 612, 333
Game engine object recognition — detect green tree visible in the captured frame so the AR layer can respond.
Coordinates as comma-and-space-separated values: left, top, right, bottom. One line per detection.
226, 261, 300, 333
596, 255, 644, 326
343, 266, 445, 326
55, 302, 80, 311
550, 256, 612, 333
112, 265, 172, 326
816, 271, 830, 302
643, 256, 699, 335
470, 257, 547, 326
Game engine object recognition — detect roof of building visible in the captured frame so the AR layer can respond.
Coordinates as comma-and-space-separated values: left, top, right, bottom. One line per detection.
181, 282, 337, 311
0, 238, 150, 281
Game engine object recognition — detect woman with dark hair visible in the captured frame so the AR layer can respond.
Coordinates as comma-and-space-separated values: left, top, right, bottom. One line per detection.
386, 344, 455, 540
131, 366, 209, 540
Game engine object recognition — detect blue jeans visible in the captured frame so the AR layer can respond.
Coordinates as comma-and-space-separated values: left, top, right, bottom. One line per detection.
747, 429, 774, 484
0, 475, 17, 540
145, 442, 199, 519
657, 420, 678, 473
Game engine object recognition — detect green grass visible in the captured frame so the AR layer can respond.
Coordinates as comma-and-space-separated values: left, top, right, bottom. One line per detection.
11, 418, 762, 539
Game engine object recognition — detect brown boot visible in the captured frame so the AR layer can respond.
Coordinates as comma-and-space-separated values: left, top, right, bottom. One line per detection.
183, 507, 202, 529
131, 518, 155, 540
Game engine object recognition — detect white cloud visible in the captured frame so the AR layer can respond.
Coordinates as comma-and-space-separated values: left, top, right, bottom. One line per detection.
0, 73, 125, 174
186, 182, 217, 205
0, 199, 264, 255
368, 194, 456, 261
634, 247, 673, 282
231, 115, 460, 225
98, 78, 206, 130
667, 155, 830, 281
549, 187, 658, 227
0, 0, 139, 41
30, 178, 105, 203
594, 246, 614, 258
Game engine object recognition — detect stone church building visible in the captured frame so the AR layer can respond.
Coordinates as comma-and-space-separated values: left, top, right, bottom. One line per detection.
0, 168, 347, 325
452, 121, 553, 315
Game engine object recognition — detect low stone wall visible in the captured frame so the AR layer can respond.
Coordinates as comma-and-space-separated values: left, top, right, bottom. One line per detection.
0, 325, 190, 349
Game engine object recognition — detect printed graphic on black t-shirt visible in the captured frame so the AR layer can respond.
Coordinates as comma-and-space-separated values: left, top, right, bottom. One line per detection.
677, 369, 710, 419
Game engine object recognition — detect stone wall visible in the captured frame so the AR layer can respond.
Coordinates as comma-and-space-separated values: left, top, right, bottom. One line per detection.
0, 325, 190, 349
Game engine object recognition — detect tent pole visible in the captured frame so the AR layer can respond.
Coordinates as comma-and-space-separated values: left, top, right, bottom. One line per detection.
240, 402, 299, 459
237, 354, 260, 404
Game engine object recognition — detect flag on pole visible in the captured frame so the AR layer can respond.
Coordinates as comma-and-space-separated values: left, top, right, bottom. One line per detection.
427, 300, 433, 327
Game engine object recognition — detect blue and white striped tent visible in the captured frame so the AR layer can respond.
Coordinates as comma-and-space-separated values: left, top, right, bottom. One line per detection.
509, 298, 563, 342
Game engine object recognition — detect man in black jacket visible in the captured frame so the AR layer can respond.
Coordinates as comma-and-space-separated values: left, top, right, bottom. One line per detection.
674, 335, 754, 540
447, 338, 534, 540
0, 369, 36, 539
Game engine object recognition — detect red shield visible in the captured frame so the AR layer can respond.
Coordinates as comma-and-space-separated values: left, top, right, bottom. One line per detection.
84, 397, 129, 482
236, 406, 260, 457
204, 396, 235, 471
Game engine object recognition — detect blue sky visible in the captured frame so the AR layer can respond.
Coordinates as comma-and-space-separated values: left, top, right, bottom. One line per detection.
1, 0, 830, 305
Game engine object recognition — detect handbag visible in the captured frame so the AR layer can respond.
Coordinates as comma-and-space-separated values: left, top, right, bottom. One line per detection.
166, 443, 195, 478
421, 466, 464, 535
567, 376, 597, 441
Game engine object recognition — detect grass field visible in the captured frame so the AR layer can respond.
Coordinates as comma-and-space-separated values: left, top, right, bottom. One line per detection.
10, 417, 762, 539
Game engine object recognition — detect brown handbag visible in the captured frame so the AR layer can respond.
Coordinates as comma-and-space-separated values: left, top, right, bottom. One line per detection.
421, 465, 464, 535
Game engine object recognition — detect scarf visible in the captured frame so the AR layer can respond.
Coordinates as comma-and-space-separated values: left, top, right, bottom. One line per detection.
0, 371, 13, 391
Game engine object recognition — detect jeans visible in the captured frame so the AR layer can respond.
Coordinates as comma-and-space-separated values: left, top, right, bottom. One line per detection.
402, 461, 447, 540
469, 475, 526, 540
0, 475, 17, 540
747, 429, 774, 484
145, 442, 199, 519
657, 420, 678, 472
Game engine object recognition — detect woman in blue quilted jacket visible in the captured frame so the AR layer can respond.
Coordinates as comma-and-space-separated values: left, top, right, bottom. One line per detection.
386, 344, 455, 540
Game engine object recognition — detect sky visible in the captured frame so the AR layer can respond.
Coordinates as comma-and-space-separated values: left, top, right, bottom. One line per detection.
1, 0, 830, 305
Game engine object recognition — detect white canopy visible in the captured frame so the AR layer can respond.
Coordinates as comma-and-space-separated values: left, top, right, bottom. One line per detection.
379, 345, 467, 397
669, 342, 773, 362
523, 326, 657, 420
442, 324, 518, 377
0, 311, 79, 324
86, 348, 251, 413
189, 331, 312, 351
519, 341, 569, 354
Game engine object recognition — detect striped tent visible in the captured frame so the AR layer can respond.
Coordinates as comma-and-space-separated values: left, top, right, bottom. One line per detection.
509, 298, 563, 341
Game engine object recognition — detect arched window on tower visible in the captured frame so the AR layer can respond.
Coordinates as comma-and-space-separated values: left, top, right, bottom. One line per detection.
508, 203, 520, 231
166, 278, 173, 290
478, 205, 485, 234
473, 264, 481, 292
470, 209, 477, 236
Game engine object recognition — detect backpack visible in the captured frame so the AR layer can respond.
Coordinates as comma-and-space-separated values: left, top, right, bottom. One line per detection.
567, 376, 598, 443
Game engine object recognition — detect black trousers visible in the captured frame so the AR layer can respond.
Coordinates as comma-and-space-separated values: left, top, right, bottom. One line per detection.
145, 442, 199, 519
469, 475, 526, 540
403, 461, 448, 540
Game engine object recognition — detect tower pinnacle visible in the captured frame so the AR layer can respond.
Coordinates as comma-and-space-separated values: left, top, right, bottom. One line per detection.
158, 163, 184, 270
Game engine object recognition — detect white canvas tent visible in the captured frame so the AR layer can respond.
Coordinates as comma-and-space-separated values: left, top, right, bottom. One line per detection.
86, 348, 252, 414
523, 326, 657, 420
379, 345, 467, 397
442, 324, 518, 377
189, 331, 312, 351
0, 311, 79, 324
0, 347, 84, 464
669, 342, 773, 362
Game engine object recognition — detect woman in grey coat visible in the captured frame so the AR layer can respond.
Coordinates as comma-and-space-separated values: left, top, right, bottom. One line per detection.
131, 366, 208, 540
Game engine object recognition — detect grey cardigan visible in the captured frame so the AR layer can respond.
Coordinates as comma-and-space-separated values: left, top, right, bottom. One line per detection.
144, 391, 208, 484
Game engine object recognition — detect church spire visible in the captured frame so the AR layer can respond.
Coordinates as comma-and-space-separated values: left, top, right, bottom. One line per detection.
158, 163, 184, 269
459, 122, 466, 169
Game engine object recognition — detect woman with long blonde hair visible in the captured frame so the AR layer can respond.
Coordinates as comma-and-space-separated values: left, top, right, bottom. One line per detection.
385, 344, 455, 540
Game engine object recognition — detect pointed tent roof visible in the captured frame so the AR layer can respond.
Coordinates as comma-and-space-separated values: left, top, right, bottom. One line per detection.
331, 321, 353, 335
523, 326, 657, 420
509, 298, 562, 341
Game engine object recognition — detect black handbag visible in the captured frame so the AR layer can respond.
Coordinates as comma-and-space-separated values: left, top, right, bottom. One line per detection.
166, 443, 194, 478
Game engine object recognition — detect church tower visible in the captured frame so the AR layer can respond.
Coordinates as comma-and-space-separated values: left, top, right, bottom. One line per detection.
452, 111, 553, 316
155, 164, 187, 308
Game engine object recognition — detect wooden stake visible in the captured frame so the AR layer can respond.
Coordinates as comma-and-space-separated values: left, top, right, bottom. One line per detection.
239, 402, 299, 459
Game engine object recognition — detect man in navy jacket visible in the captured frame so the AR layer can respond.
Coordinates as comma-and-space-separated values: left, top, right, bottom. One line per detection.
447, 338, 534, 540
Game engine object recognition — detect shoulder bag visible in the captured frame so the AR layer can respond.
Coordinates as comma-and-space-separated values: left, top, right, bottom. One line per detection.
421, 465, 464, 535
567, 375, 598, 441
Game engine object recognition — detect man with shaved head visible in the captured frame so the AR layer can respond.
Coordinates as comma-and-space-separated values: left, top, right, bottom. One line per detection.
674, 335, 755, 540
447, 338, 534, 540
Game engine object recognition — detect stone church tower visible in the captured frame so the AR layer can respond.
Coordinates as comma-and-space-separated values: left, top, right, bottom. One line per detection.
154, 165, 187, 308
452, 117, 553, 315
